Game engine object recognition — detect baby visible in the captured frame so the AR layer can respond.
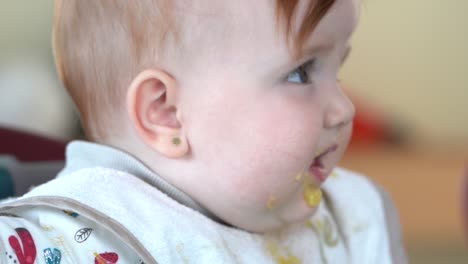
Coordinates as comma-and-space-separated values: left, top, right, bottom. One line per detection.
0, 0, 407, 263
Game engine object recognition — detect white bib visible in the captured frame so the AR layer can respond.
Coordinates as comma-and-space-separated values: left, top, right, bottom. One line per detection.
0, 167, 399, 264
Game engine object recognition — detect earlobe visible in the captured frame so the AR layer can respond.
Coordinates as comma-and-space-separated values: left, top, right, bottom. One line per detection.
126, 69, 189, 158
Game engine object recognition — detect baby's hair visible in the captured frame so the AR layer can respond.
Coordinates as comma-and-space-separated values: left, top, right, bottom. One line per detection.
277, 0, 336, 58
52, 0, 335, 141
53, 1, 178, 140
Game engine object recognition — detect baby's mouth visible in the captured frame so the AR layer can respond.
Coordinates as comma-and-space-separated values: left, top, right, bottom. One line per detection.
308, 144, 338, 183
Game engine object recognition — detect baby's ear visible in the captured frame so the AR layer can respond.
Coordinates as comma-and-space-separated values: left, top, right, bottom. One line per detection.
126, 69, 189, 158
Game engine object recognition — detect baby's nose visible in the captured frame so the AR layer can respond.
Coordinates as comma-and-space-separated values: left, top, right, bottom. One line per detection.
323, 88, 355, 129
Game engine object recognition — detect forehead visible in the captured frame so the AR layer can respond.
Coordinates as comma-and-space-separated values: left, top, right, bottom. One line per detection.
191, 0, 360, 37
312, 0, 360, 43
177, 0, 359, 70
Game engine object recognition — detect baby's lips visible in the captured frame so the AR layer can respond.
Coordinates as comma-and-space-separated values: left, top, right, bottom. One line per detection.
309, 165, 326, 183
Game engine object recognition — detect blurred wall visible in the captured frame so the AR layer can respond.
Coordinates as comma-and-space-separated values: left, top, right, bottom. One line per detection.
0, 1, 76, 139
341, 0, 468, 145
0, 1, 53, 62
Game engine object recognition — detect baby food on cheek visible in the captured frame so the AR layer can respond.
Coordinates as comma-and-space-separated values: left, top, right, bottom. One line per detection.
303, 183, 322, 207
295, 172, 303, 182
295, 170, 323, 208
262, 168, 324, 214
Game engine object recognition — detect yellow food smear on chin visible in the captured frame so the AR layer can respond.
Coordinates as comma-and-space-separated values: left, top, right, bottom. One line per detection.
303, 184, 322, 207
295, 172, 303, 182
295, 169, 312, 182
266, 196, 277, 209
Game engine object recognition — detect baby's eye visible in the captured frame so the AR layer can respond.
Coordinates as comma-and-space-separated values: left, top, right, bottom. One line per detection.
286, 59, 315, 84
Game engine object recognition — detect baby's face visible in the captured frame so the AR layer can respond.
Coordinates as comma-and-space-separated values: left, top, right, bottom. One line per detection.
176, 0, 360, 232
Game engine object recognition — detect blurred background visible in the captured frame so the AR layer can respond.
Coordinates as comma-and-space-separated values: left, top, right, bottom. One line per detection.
0, 1, 467, 263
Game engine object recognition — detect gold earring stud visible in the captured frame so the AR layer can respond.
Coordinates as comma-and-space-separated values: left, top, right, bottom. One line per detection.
172, 137, 181, 146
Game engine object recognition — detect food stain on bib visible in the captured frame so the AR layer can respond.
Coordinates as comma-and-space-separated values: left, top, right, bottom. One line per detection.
266, 241, 302, 264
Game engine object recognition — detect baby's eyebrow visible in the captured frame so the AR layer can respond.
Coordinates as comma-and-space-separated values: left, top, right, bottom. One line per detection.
295, 43, 351, 65
300, 42, 334, 59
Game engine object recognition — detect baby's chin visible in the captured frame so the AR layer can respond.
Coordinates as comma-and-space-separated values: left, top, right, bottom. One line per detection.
271, 201, 319, 230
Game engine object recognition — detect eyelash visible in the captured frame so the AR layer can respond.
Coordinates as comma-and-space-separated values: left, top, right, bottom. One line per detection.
286, 59, 316, 85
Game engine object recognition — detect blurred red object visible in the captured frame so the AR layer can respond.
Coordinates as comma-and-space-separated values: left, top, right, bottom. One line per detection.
0, 126, 66, 162
352, 110, 387, 144
348, 94, 407, 146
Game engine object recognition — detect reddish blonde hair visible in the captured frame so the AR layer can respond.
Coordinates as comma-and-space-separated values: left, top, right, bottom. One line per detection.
53, 0, 335, 141
53, 0, 177, 140
276, 0, 336, 57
